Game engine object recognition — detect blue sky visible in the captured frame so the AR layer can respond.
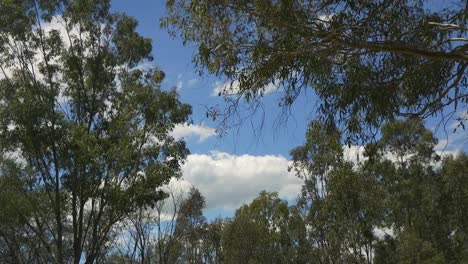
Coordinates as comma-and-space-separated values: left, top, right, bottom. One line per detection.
109, 1, 314, 218
110, 0, 467, 218
110, 0, 313, 154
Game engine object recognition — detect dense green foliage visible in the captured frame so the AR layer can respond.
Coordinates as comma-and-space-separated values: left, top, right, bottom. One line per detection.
290, 119, 468, 263
163, 0, 468, 141
0, 1, 190, 263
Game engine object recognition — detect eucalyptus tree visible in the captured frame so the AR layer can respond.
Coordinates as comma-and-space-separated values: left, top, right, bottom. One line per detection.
291, 119, 468, 263
291, 122, 384, 263
365, 120, 468, 264
0, 1, 191, 263
174, 187, 207, 264
153, 185, 187, 264
163, 0, 468, 142
200, 218, 224, 264
222, 191, 293, 264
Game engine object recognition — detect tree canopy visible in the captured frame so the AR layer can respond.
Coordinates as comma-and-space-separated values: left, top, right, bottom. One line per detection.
0, 1, 191, 263
290, 119, 468, 263
1, 1, 467, 264
163, 0, 468, 141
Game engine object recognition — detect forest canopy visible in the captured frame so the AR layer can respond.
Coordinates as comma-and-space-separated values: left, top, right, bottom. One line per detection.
0, 1, 467, 264
0, 1, 190, 263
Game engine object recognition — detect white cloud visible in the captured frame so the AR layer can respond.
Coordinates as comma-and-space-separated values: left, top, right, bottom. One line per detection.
171, 123, 216, 142
180, 151, 302, 211
0, 63, 12, 80
212, 80, 277, 96
343, 145, 366, 165
318, 14, 333, 22
175, 140, 462, 214
373, 226, 394, 239
2, 148, 27, 166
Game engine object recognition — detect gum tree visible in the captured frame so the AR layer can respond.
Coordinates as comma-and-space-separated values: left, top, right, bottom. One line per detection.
163, 0, 468, 142
0, 1, 191, 263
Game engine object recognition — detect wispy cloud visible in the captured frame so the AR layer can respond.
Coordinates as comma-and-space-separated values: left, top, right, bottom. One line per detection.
171, 123, 216, 142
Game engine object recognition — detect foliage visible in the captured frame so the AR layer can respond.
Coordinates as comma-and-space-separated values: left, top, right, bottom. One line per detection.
175, 187, 207, 264
222, 191, 292, 264
163, 0, 468, 142
290, 119, 468, 263
0, 1, 191, 263
1, 1, 467, 264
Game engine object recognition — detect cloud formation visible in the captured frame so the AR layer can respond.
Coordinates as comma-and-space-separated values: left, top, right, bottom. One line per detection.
171, 123, 216, 142
175, 139, 462, 213
180, 151, 302, 211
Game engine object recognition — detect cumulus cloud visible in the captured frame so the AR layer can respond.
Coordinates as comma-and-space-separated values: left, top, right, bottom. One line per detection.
212, 80, 277, 96
180, 151, 302, 211
171, 123, 216, 142
174, 138, 463, 213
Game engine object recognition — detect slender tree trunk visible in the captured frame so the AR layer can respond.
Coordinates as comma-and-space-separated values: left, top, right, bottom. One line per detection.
55, 179, 64, 263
